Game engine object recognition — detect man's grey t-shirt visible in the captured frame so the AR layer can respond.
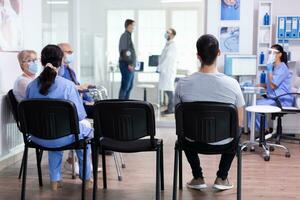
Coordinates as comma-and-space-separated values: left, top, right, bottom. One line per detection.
175, 71, 245, 144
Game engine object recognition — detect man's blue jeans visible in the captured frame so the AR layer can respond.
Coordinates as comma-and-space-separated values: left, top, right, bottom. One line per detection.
119, 61, 134, 100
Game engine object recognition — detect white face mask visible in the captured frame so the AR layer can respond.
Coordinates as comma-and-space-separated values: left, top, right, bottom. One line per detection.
267, 53, 276, 65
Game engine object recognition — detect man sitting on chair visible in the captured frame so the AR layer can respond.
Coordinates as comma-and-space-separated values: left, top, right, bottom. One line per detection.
175, 34, 245, 191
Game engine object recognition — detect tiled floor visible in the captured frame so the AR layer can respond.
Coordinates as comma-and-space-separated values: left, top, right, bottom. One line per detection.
1, 128, 300, 200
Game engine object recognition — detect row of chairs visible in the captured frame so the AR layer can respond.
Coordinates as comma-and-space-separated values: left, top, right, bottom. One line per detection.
8, 93, 242, 200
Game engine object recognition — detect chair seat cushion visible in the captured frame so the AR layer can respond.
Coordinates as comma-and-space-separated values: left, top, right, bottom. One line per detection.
99, 138, 162, 153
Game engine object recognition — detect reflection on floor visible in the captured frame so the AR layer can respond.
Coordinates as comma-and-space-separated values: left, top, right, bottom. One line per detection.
0, 128, 300, 200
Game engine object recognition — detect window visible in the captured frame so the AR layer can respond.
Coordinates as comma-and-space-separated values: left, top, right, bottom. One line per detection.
138, 10, 166, 71
171, 10, 198, 73
42, 0, 70, 46
106, 10, 135, 65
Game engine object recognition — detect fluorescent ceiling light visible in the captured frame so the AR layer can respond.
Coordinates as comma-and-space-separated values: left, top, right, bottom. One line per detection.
47, 1, 69, 5
161, 0, 202, 3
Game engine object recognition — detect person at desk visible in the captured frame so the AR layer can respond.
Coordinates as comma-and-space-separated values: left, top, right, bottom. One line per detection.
157, 28, 177, 115
175, 34, 245, 191
57, 43, 94, 118
118, 19, 136, 100
251, 44, 293, 129
13, 50, 39, 102
26, 44, 93, 190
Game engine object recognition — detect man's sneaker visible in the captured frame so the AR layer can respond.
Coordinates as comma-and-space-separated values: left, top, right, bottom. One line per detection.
213, 177, 234, 190
186, 177, 207, 190
161, 110, 174, 115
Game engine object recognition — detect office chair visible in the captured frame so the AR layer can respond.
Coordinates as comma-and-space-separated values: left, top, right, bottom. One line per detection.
172, 102, 242, 200
270, 93, 300, 144
6, 90, 43, 181
92, 100, 164, 200
18, 99, 91, 200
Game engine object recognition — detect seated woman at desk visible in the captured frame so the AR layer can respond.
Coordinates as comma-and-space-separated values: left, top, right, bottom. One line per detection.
13, 50, 39, 102
251, 44, 293, 130
26, 44, 93, 190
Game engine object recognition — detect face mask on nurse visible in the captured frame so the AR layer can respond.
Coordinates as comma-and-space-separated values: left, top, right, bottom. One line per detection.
267, 48, 279, 65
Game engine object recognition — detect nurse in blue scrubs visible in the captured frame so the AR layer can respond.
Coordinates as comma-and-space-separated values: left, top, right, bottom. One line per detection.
26, 45, 93, 190
250, 44, 293, 130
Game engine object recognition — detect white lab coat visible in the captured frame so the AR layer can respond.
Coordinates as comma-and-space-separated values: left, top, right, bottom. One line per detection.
157, 40, 178, 91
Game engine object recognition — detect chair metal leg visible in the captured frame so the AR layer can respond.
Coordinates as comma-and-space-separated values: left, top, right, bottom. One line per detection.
82, 143, 87, 200
172, 149, 179, 200
21, 146, 28, 200
72, 150, 76, 179
119, 153, 126, 168
102, 149, 107, 189
160, 143, 164, 191
113, 152, 122, 181
91, 143, 98, 200
35, 149, 43, 187
179, 149, 183, 190
275, 116, 283, 144
237, 145, 242, 200
156, 148, 161, 200
18, 149, 25, 179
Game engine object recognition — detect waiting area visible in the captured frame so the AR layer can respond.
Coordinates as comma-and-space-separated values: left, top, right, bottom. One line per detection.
1, 0, 300, 200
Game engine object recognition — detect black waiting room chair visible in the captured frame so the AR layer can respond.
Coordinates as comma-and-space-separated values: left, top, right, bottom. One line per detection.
91, 100, 164, 200
6, 90, 43, 181
18, 99, 91, 200
172, 102, 242, 200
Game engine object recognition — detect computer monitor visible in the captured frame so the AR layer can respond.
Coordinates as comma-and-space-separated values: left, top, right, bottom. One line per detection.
135, 61, 144, 71
224, 55, 257, 76
148, 55, 159, 67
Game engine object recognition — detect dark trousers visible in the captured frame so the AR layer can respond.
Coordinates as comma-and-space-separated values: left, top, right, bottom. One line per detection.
164, 91, 174, 112
119, 61, 134, 100
184, 144, 235, 180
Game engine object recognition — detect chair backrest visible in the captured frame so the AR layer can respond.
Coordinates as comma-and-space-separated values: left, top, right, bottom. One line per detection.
6, 89, 20, 128
175, 102, 239, 144
18, 99, 80, 141
93, 100, 156, 142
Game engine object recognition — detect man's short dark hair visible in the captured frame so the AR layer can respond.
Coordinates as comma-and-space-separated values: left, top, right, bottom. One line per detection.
125, 19, 135, 29
169, 28, 176, 36
196, 34, 219, 66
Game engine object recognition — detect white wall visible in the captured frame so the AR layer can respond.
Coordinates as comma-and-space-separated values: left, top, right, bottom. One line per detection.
0, 0, 42, 93
0, 0, 42, 165
206, 0, 254, 72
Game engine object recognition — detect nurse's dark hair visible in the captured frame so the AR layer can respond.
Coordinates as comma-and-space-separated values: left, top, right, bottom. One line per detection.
271, 44, 288, 65
39, 44, 64, 95
196, 34, 219, 66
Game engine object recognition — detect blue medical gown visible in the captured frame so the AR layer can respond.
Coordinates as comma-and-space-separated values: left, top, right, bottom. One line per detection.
26, 76, 92, 181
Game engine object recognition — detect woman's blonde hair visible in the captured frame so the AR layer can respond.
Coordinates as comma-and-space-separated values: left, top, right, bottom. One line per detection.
17, 50, 37, 67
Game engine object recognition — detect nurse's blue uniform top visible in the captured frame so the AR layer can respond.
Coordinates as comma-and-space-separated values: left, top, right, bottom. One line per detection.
266, 62, 293, 106
26, 75, 93, 148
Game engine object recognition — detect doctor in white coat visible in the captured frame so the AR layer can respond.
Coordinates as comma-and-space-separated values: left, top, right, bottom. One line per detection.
158, 28, 178, 115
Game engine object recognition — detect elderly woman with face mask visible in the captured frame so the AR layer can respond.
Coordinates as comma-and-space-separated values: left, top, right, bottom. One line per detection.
13, 50, 40, 102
